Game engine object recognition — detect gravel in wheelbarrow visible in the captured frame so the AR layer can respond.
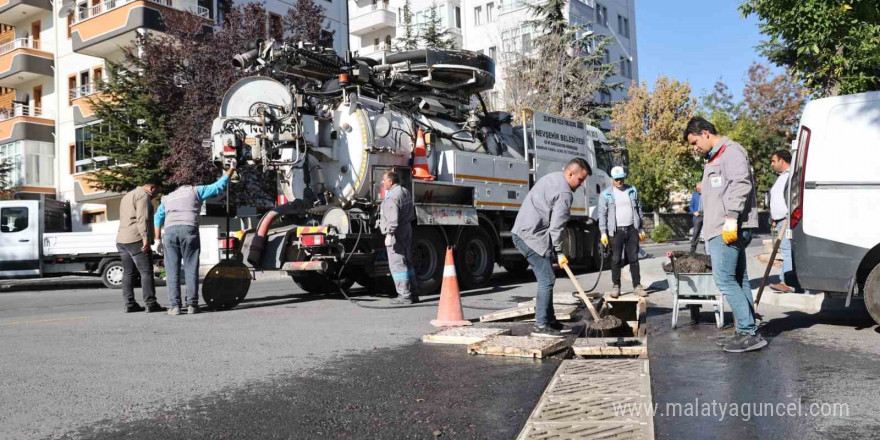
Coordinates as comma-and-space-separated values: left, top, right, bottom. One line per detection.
662, 251, 713, 273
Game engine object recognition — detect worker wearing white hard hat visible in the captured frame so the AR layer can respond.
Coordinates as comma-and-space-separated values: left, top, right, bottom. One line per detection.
597, 166, 647, 298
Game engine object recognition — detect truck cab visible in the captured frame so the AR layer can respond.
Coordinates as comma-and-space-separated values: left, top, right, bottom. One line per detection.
0, 201, 42, 276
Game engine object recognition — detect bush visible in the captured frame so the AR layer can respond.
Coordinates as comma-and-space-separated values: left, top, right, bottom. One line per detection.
651, 223, 673, 243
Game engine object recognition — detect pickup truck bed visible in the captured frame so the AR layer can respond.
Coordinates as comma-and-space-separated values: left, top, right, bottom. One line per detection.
43, 232, 118, 257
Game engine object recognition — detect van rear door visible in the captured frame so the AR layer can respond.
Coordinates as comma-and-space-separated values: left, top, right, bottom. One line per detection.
0, 201, 40, 276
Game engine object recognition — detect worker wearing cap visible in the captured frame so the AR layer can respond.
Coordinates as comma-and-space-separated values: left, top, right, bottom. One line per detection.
598, 166, 647, 298
512, 158, 591, 339
684, 116, 766, 353
379, 169, 417, 305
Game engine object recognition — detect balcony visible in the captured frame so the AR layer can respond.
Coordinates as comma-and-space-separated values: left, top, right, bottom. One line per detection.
70, 0, 210, 59
70, 83, 103, 124
0, 103, 54, 145
0, 0, 51, 26
350, 7, 396, 36
0, 39, 53, 88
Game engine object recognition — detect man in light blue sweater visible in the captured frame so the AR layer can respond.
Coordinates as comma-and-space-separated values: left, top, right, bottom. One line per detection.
154, 165, 235, 315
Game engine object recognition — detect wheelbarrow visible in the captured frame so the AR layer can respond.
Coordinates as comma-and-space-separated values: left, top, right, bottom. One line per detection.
665, 252, 724, 329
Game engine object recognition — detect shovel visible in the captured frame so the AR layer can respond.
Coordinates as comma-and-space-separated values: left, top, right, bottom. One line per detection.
754, 221, 788, 310
562, 263, 622, 330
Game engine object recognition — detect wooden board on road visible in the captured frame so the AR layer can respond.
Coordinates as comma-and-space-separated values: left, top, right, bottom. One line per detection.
572, 337, 647, 358
422, 327, 511, 345
480, 304, 579, 322
468, 335, 569, 358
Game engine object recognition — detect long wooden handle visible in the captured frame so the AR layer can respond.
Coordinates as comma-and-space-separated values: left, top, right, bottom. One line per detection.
563, 264, 601, 321
754, 221, 788, 309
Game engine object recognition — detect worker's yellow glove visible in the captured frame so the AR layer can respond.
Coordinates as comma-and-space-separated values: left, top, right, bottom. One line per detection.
557, 254, 569, 267
600, 234, 609, 246
722, 218, 738, 244
638, 230, 647, 242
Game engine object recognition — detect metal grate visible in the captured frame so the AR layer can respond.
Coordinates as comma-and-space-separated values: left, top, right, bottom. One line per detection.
533, 395, 646, 423
558, 359, 647, 377
519, 421, 648, 440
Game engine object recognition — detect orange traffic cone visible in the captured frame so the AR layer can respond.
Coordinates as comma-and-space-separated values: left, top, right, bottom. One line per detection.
430, 247, 471, 327
412, 127, 435, 181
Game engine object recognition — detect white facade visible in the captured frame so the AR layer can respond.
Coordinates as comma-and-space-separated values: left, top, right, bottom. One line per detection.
0, 0, 348, 231
348, 0, 638, 107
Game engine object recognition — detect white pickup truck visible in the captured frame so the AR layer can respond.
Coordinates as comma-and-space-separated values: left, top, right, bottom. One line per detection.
0, 199, 221, 289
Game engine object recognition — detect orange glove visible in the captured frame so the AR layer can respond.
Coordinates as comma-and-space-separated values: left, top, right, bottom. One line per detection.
722, 218, 738, 244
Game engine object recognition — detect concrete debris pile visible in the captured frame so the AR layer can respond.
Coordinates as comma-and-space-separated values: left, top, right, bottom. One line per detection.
663, 251, 712, 273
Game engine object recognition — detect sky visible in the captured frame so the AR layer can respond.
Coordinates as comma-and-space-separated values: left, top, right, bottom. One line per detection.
635, 0, 777, 102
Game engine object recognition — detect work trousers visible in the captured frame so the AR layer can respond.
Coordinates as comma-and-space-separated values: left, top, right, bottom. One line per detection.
777, 221, 802, 291
164, 225, 201, 308
707, 229, 756, 335
611, 226, 641, 287
690, 215, 704, 253
387, 222, 415, 299
512, 234, 556, 327
117, 241, 157, 307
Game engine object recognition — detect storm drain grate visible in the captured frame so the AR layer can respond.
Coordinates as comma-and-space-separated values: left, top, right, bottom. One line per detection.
517, 360, 654, 440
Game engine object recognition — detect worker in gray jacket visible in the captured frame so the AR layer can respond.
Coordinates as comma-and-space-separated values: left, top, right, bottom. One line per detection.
512, 158, 591, 338
379, 169, 417, 305
154, 163, 235, 316
685, 116, 765, 353
598, 166, 647, 298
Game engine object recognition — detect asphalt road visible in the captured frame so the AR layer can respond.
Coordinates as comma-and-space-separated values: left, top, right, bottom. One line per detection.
2, 237, 879, 440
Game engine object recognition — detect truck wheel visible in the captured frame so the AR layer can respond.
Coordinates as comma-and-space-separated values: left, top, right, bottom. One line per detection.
412, 226, 445, 295
101, 261, 124, 289
455, 227, 495, 290
864, 264, 880, 325
292, 273, 355, 295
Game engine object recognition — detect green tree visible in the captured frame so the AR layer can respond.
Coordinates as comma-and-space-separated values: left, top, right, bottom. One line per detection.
395, 0, 419, 51
86, 60, 170, 193
420, 3, 455, 49
740, 0, 880, 96
609, 76, 698, 223
503, 0, 618, 125
0, 157, 16, 198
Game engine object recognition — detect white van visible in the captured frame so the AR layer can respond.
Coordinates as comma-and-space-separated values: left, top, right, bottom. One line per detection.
788, 91, 880, 323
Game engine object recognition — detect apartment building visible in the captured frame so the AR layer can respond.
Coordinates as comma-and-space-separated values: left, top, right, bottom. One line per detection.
0, 0, 348, 231
349, 0, 637, 108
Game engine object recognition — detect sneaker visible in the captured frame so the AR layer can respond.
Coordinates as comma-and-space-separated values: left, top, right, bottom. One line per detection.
146, 303, 167, 313
391, 296, 414, 305
187, 304, 200, 315
769, 283, 794, 293
530, 325, 564, 339
610, 285, 621, 299
634, 285, 648, 297
546, 320, 573, 334
723, 334, 768, 353
167, 307, 181, 316
714, 333, 739, 346
125, 304, 145, 313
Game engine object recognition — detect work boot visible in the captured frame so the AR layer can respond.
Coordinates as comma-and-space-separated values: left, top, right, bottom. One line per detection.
769, 283, 794, 293
187, 304, 200, 315
125, 303, 145, 313
146, 303, 167, 313
722, 333, 768, 353
610, 285, 621, 299
391, 296, 414, 305
530, 325, 564, 339
634, 285, 648, 297
167, 307, 181, 316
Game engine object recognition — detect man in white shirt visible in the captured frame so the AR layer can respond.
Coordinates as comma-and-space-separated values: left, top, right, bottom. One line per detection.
768, 150, 802, 293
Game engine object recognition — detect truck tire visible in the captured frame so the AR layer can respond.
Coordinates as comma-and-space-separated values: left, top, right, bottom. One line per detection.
864, 264, 880, 325
455, 226, 495, 290
292, 273, 355, 295
412, 226, 445, 295
101, 260, 125, 289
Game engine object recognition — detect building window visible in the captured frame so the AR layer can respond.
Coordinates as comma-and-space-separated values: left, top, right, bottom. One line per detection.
626, 59, 633, 78
488, 46, 496, 59
83, 210, 106, 224
269, 13, 282, 40
595, 3, 607, 27
74, 124, 110, 173
454, 6, 461, 28
486, 2, 494, 22
603, 48, 610, 64
0, 207, 28, 232
474, 6, 481, 26
521, 33, 531, 52
384, 35, 391, 49
374, 38, 380, 51
67, 11, 73, 38
25, 141, 54, 187
617, 15, 629, 38
0, 142, 22, 187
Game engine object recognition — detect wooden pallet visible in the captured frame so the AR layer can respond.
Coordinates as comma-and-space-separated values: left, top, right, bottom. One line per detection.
517, 292, 584, 307
523, 305, 578, 322
572, 337, 647, 358
467, 335, 569, 358
480, 304, 579, 322
422, 327, 511, 345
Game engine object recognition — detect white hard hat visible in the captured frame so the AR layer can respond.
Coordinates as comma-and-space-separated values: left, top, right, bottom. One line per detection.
611, 166, 626, 179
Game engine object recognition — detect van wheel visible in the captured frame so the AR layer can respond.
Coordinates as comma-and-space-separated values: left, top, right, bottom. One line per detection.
101, 261, 125, 289
864, 264, 880, 325
455, 226, 495, 290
